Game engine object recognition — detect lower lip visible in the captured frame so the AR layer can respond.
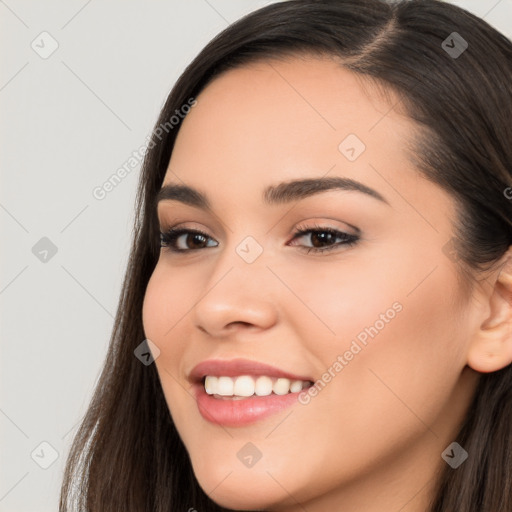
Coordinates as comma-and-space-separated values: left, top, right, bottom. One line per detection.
192, 382, 304, 427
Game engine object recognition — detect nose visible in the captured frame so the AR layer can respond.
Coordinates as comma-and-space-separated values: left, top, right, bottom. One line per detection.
191, 249, 279, 338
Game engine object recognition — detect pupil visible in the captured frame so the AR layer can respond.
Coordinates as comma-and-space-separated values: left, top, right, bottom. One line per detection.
312, 232, 333, 247
190, 234, 206, 248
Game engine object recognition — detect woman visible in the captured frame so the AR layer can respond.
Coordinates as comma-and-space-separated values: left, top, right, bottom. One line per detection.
60, 1, 512, 510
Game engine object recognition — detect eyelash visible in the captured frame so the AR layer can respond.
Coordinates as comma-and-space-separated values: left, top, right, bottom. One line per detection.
159, 223, 359, 254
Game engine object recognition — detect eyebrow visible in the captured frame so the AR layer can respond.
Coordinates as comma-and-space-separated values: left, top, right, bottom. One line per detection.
155, 176, 389, 210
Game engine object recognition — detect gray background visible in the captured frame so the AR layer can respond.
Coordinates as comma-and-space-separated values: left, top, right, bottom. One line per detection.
1, 1, 511, 510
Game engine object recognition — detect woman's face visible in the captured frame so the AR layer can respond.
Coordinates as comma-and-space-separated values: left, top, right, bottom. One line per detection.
142, 56, 482, 511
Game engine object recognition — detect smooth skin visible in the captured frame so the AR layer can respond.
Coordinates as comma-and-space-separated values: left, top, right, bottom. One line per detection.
142, 55, 512, 512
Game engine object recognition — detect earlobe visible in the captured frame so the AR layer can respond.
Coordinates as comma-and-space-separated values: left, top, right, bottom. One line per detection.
467, 333, 512, 373
466, 248, 512, 373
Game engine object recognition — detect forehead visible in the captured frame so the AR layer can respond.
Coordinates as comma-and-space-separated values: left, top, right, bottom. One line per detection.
166, 55, 415, 182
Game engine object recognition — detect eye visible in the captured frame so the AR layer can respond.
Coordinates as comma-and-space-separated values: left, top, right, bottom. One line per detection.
160, 228, 218, 252
159, 223, 360, 254
288, 223, 359, 254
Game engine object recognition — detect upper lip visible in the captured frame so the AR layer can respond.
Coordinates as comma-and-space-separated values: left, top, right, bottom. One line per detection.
189, 358, 314, 383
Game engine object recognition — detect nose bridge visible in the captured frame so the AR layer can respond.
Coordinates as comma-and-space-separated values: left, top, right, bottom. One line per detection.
210, 231, 271, 288
191, 232, 279, 335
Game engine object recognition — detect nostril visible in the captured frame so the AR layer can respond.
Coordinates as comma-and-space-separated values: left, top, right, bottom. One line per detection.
227, 321, 253, 329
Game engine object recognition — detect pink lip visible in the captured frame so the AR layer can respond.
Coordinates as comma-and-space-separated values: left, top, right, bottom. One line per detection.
188, 358, 313, 383
188, 358, 314, 427
191, 382, 307, 427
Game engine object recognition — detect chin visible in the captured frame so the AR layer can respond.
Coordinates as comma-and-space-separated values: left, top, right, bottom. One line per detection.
206, 488, 282, 512
192, 464, 293, 511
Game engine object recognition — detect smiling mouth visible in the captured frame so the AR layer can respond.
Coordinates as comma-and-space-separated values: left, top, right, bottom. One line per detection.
202, 375, 314, 399
193, 378, 315, 427
189, 358, 316, 425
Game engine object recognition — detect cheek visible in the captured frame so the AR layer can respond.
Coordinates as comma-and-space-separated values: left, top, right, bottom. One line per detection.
292, 246, 467, 436
142, 269, 169, 345
274, 253, 404, 352
141, 263, 197, 393
321, 262, 467, 430
142, 261, 198, 345
142, 264, 199, 428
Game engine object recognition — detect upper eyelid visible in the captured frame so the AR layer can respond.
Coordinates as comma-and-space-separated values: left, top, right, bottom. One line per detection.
157, 204, 362, 237
158, 216, 360, 233
156, 208, 227, 237
158, 224, 353, 236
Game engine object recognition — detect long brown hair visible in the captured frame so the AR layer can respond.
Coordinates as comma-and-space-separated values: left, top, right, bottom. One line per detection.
60, 1, 512, 510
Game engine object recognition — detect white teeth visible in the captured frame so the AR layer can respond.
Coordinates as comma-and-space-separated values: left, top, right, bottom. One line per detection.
233, 376, 255, 397
289, 380, 303, 393
273, 378, 291, 395
203, 375, 310, 398
204, 375, 218, 395
255, 376, 273, 396
216, 376, 234, 396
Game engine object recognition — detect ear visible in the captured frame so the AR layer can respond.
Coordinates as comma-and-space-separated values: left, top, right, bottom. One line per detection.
467, 247, 512, 373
